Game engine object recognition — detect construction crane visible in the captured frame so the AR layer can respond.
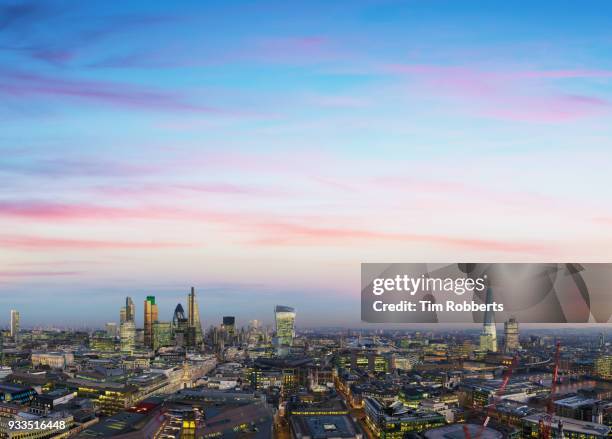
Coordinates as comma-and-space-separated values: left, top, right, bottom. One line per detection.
464, 353, 520, 439
540, 341, 561, 439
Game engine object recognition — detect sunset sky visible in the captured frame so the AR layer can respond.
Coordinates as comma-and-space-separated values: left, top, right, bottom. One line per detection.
1, 1, 612, 328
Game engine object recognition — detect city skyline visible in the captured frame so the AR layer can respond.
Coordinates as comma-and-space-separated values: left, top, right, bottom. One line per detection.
2, 1, 612, 326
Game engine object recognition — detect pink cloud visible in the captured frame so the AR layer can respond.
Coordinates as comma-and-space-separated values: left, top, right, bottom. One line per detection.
0, 201, 156, 220
249, 222, 549, 254
0, 235, 189, 250
0, 270, 82, 278
0, 200, 552, 255
0, 200, 243, 223
594, 217, 612, 224
388, 64, 611, 122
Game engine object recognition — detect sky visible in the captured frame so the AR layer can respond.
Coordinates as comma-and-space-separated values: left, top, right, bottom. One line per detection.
1, 0, 612, 328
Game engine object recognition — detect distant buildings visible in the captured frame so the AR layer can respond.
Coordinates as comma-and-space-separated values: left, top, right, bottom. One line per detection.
274, 305, 296, 348
173, 303, 188, 347
504, 317, 520, 353
120, 321, 136, 353
187, 287, 204, 347
105, 322, 117, 338
31, 352, 74, 369
119, 297, 136, 353
120, 296, 135, 324
479, 287, 497, 352
144, 295, 158, 348
10, 309, 19, 341
153, 321, 172, 350
594, 355, 611, 380
222, 316, 236, 337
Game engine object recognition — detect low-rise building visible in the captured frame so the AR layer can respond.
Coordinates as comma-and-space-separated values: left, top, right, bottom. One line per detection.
364, 397, 445, 438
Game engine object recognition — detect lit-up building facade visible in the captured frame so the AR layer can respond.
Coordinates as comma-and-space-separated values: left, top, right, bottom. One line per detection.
153, 321, 173, 350
120, 321, 136, 353
364, 397, 445, 438
479, 287, 498, 352
10, 310, 19, 341
274, 305, 296, 347
504, 317, 520, 353
187, 287, 203, 347
144, 295, 158, 349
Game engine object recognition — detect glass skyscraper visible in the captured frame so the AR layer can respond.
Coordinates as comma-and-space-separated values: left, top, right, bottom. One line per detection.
10, 310, 19, 341
187, 287, 203, 347
119, 297, 136, 353
144, 295, 158, 349
274, 305, 296, 347
479, 287, 498, 352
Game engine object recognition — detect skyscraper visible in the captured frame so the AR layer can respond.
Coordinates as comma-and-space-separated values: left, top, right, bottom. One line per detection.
479, 288, 497, 352
153, 321, 173, 350
119, 297, 136, 352
172, 303, 188, 347
144, 296, 158, 348
187, 287, 203, 347
106, 322, 117, 338
10, 310, 19, 341
274, 305, 296, 347
121, 297, 135, 324
120, 321, 135, 353
504, 317, 520, 352
222, 316, 236, 337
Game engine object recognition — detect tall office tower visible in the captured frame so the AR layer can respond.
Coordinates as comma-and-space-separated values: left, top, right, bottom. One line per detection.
10, 310, 20, 341
274, 305, 296, 347
172, 304, 188, 347
106, 322, 118, 338
479, 287, 497, 352
120, 297, 135, 324
594, 355, 612, 380
120, 320, 135, 353
222, 316, 236, 337
144, 296, 158, 348
126, 297, 135, 322
504, 317, 520, 353
599, 332, 605, 348
187, 287, 203, 347
153, 322, 173, 350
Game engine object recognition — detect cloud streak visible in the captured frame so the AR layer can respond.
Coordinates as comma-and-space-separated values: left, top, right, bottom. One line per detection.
249, 223, 550, 254
0, 270, 82, 278
0, 235, 190, 250
0, 157, 158, 178
389, 64, 612, 122
0, 68, 221, 113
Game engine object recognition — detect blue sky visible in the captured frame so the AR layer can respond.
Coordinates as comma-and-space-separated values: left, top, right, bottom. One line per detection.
1, 0, 612, 328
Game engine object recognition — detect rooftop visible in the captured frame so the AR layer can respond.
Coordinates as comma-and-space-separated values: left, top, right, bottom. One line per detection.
424, 424, 503, 439
554, 395, 600, 409
290, 414, 359, 438
522, 413, 610, 436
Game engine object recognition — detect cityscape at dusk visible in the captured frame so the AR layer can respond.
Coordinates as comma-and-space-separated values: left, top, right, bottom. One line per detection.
1, 0, 611, 438
1, 290, 611, 438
